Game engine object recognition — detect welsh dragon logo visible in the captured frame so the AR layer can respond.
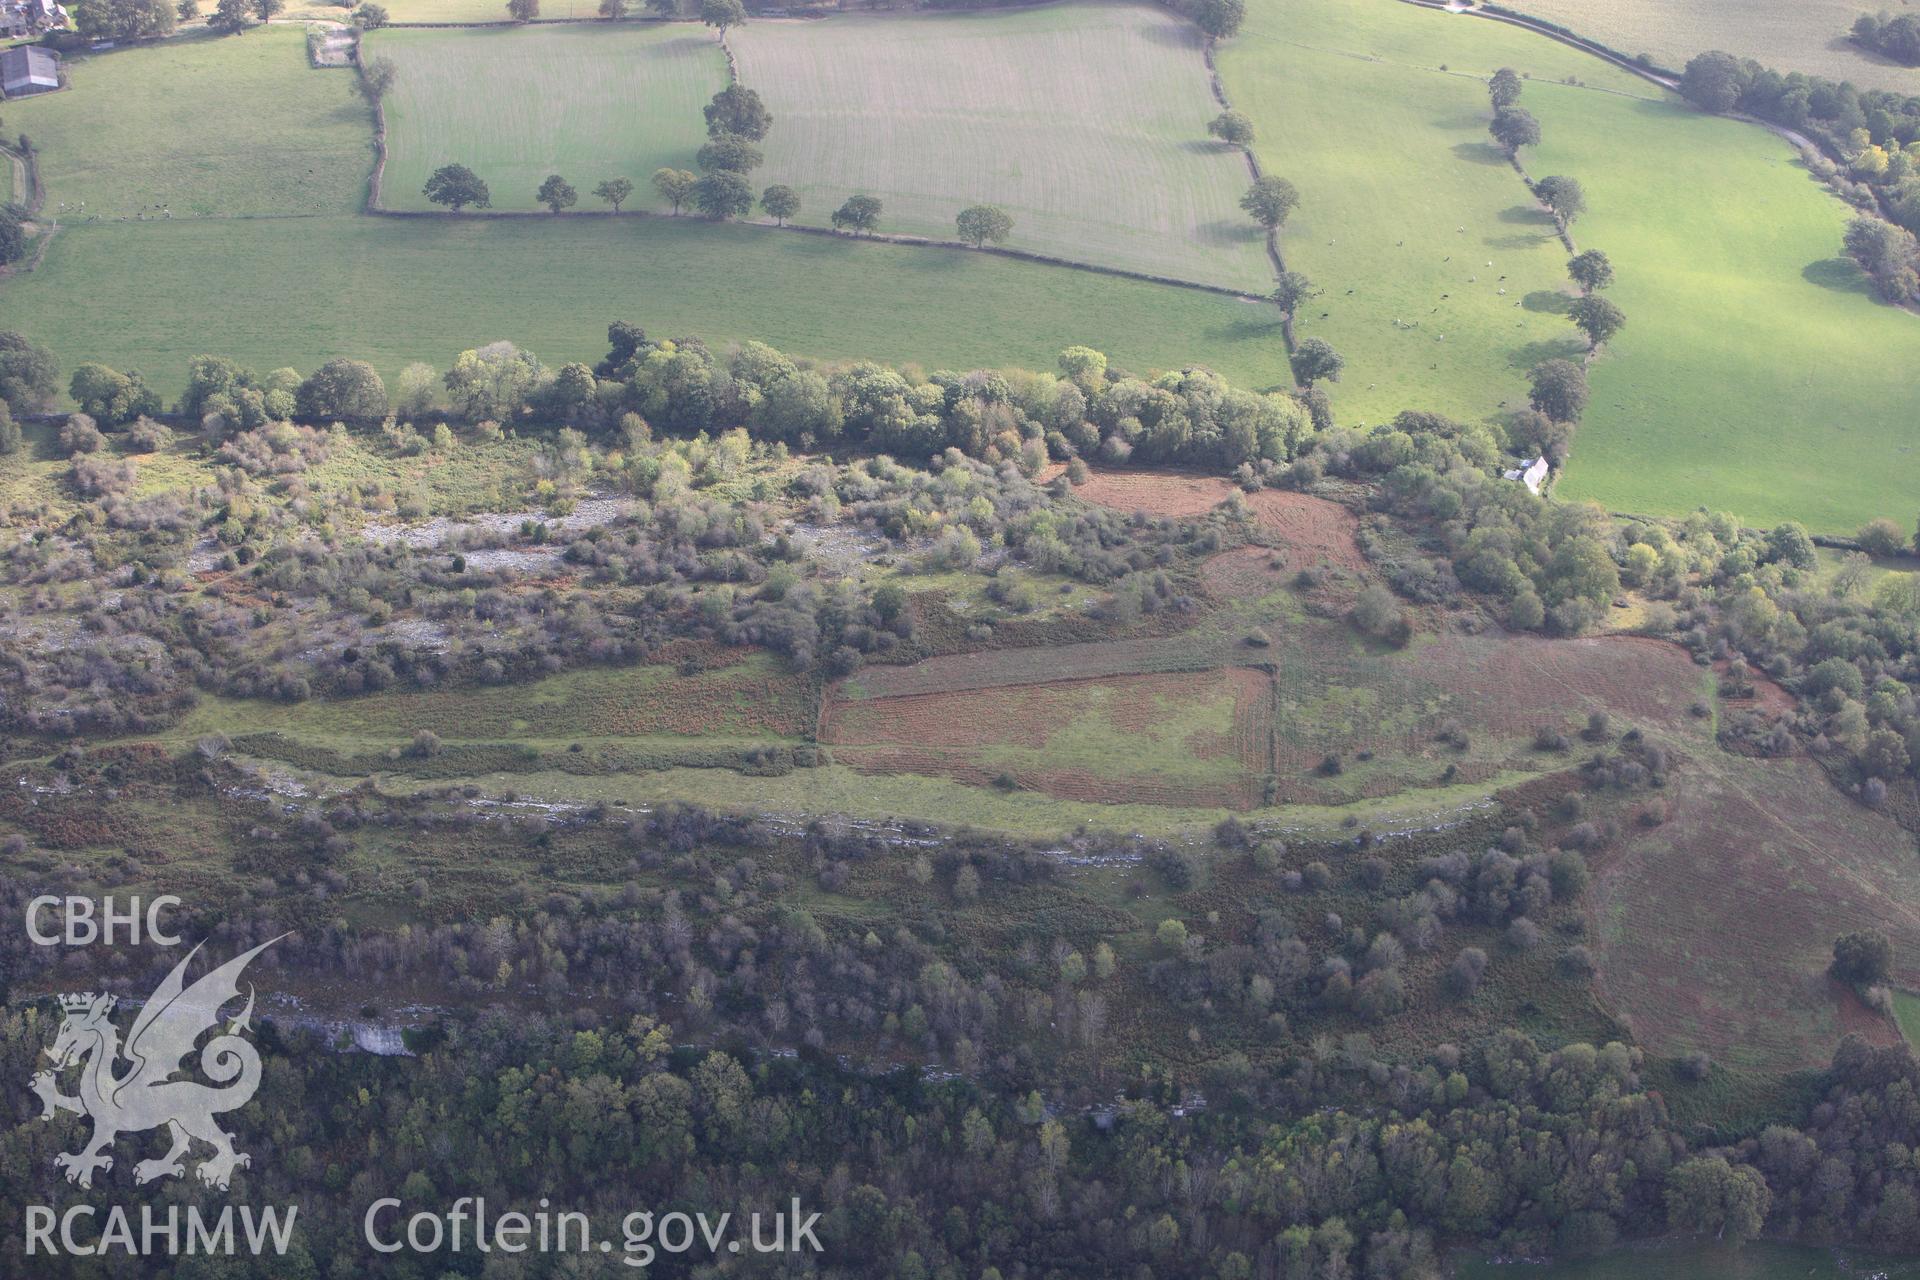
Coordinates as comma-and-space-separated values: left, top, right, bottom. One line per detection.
29, 937, 283, 1191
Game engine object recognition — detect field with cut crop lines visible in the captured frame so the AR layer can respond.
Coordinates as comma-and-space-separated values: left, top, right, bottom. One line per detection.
730, 2, 1273, 290
1499, 0, 1920, 93
368, 24, 726, 213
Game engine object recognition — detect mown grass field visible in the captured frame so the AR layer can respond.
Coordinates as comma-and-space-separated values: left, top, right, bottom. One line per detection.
731, 2, 1271, 290
3, 26, 371, 217
1215, 0, 1649, 427
1500, 0, 1920, 93
1526, 89, 1920, 531
367, 24, 726, 213
1, 214, 1292, 402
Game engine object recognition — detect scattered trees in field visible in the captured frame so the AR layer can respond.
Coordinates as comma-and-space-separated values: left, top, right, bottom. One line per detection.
1857, 517, 1908, 557
1207, 110, 1254, 147
653, 167, 698, 215
1290, 337, 1344, 387
1193, 0, 1243, 39
177, 0, 198, 19
358, 55, 397, 103
1568, 294, 1626, 348
832, 194, 883, 235
1527, 358, 1589, 423
1567, 248, 1613, 293
1679, 50, 1747, 113
1488, 66, 1522, 109
424, 164, 491, 211
759, 184, 799, 225
1844, 216, 1920, 304
592, 177, 634, 212
1832, 929, 1893, 988
1532, 174, 1586, 226
296, 358, 389, 425
697, 134, 763, 174
694, 171, 754, 220
1852, 12, 1920, 66
57, 413, 104, 455
506, 0, 538, 21
208, 0, 251, 33
74, 0, 176, 40
249, 0, 281, 18
69, 364, 161, 424
536, 174, 578, 214
1489, 106, 1540, 157
0, 211, 23, 267
704, 84, 772, 141
1270, 270, 1316, 319
699, 0, 744, 29
597, 0, 625, 17
1239, 175, 1299, 229
955, 204, 1013, 248
354, 1, 388, 26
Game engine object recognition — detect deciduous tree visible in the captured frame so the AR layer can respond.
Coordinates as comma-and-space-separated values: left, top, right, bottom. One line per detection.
1568, 294, 1625, 348
694, 171, 754, 220
1207, 110, 1253, 147
1490, 106, 1541, 156
759, 184, 799, 225
704, 84, 772, 140
424, 164, 491, 211
593, 178, 634, 211
653, 168, 697, 215
832, 194, 883, 235
1567, 248, 1613, 293
1290, 337, 1344, 387
955, 204, 1013, 248
1239, 175, 1299, 229
536, 174, 578, 214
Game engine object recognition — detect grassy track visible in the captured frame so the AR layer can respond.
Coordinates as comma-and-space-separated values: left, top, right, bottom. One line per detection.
1215, 0, 1649, 426
1525, 88, 1920, 530
368, 24, 726, 213
731, 2, 1271, 290
2, 27, 372, 217
1499, 0, 1920, 93
0, 214, 1293, 400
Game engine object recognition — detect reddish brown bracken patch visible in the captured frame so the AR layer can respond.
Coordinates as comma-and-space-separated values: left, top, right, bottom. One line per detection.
822, 668, 1272, 809
1244, 491, 1367, 574
1070, 469, 1238, 519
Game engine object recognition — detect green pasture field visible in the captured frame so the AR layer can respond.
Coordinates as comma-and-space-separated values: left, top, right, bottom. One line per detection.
173, 652, 814, 745
1, 214, 1292, 402
287, 0, 605, 18
1526, 89, 1920, 531
366, 24, 725, 213
1214, 0, 1650, 427
730, 2, 1271, 290
1498, 0, 1920, 94
2, 26, 372, 218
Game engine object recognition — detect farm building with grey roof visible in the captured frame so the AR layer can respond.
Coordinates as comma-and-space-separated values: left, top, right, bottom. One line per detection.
0, 45, 59, 98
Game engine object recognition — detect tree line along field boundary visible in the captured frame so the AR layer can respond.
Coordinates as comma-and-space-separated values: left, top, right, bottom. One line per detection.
1200, 38, 1293, 352
354, 20, 1287, 309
